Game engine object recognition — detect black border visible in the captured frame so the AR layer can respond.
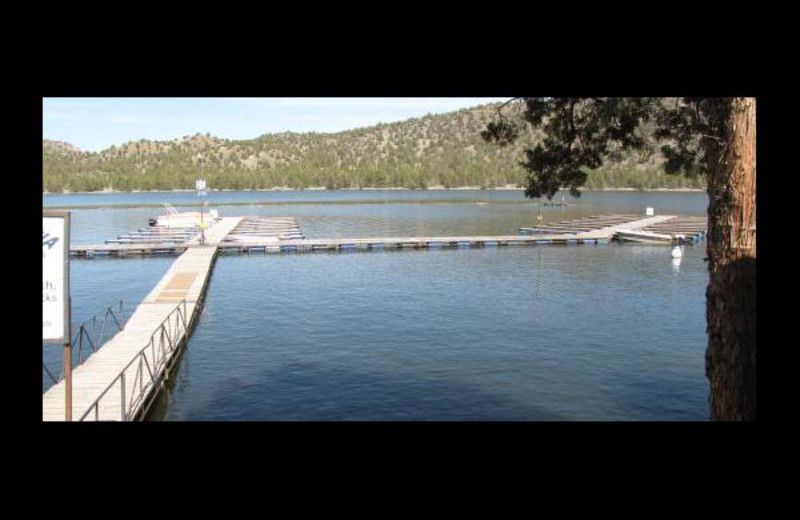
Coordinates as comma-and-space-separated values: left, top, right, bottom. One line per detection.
30, 64, 771, 464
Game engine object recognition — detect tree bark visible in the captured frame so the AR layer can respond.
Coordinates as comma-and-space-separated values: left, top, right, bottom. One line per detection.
705, 97, 757, 420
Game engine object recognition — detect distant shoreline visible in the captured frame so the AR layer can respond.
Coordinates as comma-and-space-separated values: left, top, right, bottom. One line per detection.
43, 186, 706, 195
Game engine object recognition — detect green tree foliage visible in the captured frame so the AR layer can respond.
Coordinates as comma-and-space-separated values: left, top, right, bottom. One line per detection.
481, 98, 721, 197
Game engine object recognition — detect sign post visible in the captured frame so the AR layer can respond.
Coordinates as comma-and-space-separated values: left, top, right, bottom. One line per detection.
196, 177, 207, 245
43, 211, 71, 420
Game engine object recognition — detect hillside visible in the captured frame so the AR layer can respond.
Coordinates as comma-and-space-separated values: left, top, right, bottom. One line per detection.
43, 139, 84, 155
42, 103, 705, 193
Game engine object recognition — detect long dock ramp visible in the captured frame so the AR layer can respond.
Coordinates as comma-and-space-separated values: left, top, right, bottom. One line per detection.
43, 219, 245, 421
42, 246, 219, 421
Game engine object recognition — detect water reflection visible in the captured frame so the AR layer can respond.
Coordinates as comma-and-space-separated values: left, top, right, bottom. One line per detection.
158, 246, 708, 421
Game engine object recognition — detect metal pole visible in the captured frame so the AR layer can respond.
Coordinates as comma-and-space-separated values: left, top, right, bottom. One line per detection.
65, 215, 72, 421
536, 199, 543, 228
199, 159, 205, 245
200, 200, 205, 245
120, 372, 126, 421
64, 341, 72, 421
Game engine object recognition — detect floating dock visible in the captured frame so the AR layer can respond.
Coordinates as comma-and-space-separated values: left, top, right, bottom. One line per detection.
104, 226, 201, 245
519, 214, 646, 235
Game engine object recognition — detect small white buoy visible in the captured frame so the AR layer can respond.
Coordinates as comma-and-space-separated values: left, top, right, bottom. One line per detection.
671, 246, 683, 259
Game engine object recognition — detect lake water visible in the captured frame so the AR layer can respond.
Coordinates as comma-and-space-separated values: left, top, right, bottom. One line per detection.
43, 190, 710, 420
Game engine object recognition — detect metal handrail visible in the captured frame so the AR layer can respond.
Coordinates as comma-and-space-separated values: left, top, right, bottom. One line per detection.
43, 301, 129, 386
43, 363, 59, 384
79, 300, 188, 421
73, 300, 128, 364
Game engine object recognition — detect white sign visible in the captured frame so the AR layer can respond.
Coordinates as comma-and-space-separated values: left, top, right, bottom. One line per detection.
43, 212, 69, 343
195, 179, 206, 191
646, 207, 654, 216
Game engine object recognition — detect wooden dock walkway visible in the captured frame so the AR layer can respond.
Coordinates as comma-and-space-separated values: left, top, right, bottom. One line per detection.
42, 247, 218, 421
186, 217, 242, 245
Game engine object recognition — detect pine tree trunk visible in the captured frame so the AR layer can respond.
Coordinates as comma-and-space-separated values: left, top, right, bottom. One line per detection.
705, 98, 757, 420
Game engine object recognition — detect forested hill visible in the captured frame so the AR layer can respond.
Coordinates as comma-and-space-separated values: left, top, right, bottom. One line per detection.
43, 103, 705, 193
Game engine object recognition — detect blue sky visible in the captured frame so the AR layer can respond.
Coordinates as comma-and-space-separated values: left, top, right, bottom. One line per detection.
43, 98, 508, 153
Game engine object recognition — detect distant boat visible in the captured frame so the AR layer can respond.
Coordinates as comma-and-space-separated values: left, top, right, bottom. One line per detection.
149, 204, 218, 228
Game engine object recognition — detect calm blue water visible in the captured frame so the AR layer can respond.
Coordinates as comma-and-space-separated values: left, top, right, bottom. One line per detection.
43, 189, 708, 243
42, 188, 708, 212
43, 190, 710, 420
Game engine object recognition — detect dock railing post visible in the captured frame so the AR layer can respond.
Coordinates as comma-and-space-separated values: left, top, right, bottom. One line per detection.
64, 341, 72, 421
120, 371, 126, 421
